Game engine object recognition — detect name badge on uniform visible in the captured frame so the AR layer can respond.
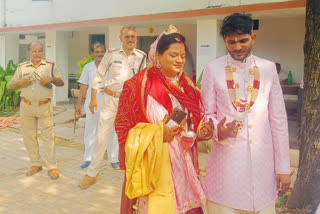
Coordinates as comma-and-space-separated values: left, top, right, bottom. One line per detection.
113, 61, 122, 64
23, 73, 31, 77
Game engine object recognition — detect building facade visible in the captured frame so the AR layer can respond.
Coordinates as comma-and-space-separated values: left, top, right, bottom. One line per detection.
0, 0, 306, 103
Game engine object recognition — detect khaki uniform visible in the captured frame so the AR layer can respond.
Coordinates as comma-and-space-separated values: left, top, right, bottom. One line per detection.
87, 47, 146, 176
10, 60, 63, 170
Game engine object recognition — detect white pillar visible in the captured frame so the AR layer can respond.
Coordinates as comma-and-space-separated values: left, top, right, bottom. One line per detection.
196, 19, 219, 82
5, 33, 19, 64
45, 30, 69, 105
56, 31, 69, 103
0, 0, 6, 28
0, 33, 5, 68
108, 25, 123, 48
46, 30, 57, 106
0, 33, 19, 69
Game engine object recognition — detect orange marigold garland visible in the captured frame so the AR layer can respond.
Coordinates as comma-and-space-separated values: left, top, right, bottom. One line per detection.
225, 55, 260, 135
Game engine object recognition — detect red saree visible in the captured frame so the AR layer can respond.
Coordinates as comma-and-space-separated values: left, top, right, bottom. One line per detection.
115, 66, 204, 214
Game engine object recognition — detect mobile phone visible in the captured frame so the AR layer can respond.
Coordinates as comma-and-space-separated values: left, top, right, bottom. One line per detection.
166, 108, 187, 128
32, 72, 52, 88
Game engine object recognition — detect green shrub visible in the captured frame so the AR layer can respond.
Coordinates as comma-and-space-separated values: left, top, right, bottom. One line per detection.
196, 70, 203, 89
276, 194, 289, 207
0, 60, 22, 114
75, 55, 94, 81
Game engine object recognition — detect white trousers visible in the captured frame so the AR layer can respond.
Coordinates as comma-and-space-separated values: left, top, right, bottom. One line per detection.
207, 201, 276, 214
87, 94, 119, 177
83, 109, 99, 162
107, 126, 119, 164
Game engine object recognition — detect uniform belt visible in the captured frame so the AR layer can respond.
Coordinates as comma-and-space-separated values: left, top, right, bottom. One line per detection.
22, 97, 51, 106
104, 88, 121, 98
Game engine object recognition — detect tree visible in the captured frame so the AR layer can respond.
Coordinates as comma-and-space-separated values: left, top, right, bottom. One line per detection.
286, 0, 320, 213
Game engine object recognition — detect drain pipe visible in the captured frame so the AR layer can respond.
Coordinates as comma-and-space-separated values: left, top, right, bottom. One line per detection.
1, 0, 6, 27
3, 0, 6, 27
0, 0, 6, 68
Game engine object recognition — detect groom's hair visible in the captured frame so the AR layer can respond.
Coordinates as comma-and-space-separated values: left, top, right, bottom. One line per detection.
220, 13, 253, 38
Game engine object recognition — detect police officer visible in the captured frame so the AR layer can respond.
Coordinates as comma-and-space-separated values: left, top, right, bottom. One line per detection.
9, 42, 64, 180
79, 26, 146, 189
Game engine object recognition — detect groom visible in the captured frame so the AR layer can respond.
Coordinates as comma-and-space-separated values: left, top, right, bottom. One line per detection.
201, 13, 291, 214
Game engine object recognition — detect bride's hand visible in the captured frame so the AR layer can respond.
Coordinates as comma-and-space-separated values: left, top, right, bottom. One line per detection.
198, 118, 214, 140
162, 115, 180, 142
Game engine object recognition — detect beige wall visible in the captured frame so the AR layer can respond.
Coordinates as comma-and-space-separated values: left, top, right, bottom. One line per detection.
68, 16, 305, 85
195, 15, 305, 85
3, 0, 296, 27
135, 24, 197, 66
178, 24, 197, 71
254, 16, 305, 83
203, 16, 305, 84
68, 29, 109, 75
67, 24, 197, 75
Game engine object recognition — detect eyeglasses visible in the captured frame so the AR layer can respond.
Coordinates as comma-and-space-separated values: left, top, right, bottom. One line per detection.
124, 35, 136, 39
31, 50, 43, 54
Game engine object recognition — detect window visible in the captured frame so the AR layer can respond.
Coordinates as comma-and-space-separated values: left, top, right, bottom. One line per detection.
136, 36, 158, 56
253, 20, 259, 30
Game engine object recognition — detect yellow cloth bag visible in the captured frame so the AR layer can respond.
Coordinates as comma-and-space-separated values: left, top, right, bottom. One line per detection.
125, 122, 175, 213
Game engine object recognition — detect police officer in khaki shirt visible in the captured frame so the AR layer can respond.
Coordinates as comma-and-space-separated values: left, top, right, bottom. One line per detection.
9, 42, 64, 180
79, 26, 146, 189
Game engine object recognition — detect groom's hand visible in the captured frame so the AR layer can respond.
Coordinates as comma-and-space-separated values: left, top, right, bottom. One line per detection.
217, 117, 238, 141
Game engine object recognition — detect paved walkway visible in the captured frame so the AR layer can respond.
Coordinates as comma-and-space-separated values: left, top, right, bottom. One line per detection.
0, 103, 211, 214
0, 127, 124, 214
0, 103, 299, 214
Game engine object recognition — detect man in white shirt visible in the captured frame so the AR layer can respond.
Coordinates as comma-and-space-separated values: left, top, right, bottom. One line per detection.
76, 42, 106, 169
79, 26, 146, 189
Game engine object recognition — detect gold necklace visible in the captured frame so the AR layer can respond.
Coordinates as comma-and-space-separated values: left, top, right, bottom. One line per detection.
166, 75, 181, 89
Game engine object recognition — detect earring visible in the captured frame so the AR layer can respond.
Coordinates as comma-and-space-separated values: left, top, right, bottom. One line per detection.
156, 61, 161, 68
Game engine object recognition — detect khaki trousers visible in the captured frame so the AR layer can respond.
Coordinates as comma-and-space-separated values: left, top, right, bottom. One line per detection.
20, 101, 57, 169
87, 94, 119, 177
207, 201, 276, 214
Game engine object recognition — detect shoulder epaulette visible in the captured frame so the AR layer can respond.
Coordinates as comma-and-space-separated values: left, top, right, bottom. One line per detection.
135, 49, 147, 56
18, 61, 29, 66
108, 48, 119, 53
45, 60, 54, 64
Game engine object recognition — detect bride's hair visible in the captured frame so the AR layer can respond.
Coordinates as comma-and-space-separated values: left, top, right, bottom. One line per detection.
156, 33, 185, 55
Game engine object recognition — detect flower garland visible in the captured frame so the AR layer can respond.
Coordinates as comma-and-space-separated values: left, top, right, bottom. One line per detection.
225, 55, 260, 133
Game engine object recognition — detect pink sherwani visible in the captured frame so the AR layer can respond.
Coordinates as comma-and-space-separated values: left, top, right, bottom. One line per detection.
201, 54, 290, 212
